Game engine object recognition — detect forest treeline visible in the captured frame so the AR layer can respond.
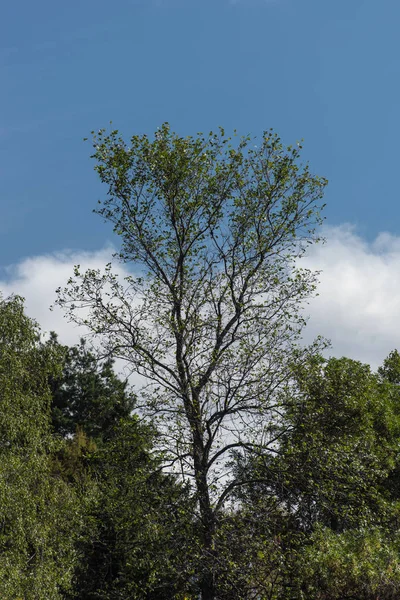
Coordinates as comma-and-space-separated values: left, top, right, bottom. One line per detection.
2, 294, 400, 599
3, 124, 400, 599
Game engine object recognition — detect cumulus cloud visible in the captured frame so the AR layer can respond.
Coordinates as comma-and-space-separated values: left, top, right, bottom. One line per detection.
0, 246, 124, 345
301, 225, 400, 369
1, 225, 400, 372
0, 246, 144, 384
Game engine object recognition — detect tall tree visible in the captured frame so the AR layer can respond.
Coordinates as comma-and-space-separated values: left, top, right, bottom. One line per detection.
0, 295, 81, 599
56, 123, 327, 599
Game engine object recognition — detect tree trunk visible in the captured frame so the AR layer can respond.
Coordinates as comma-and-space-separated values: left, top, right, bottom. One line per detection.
199, 495, 217, 600
200, 570, 216, 600
192, 431, 217, 599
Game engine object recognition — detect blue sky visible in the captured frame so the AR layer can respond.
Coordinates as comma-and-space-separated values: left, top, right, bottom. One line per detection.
2, 0, 400, 366
2, 0, 399, 262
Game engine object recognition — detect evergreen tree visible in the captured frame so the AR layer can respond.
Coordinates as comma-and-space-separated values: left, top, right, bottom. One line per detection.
47, 334, 136, 441
73, 418, 196, 600
45, 336, 195, 598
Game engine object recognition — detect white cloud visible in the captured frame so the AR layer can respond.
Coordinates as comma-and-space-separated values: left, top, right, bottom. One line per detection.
0, 247, 144, 385
1, 225, 400, 373
301, 225, 400, 369
0, 246, 120, 346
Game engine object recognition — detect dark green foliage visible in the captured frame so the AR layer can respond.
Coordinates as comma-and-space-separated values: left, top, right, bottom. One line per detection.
378, 349, 400, 384
4, 308, 400, 598
70, 418, 196, 600
44, 336, 195, 598
47, 334, 136, 441
278, 356, 400, 530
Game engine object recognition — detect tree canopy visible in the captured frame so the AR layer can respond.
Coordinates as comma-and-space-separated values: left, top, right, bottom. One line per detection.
56, 123, 327, 599
4, 124, 400, 599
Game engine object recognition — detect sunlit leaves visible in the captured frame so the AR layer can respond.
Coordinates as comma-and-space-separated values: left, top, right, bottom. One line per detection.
0, 296, 81, 599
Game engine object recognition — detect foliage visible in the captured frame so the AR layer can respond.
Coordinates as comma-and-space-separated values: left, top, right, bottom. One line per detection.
57, 123, 327, 599
70, 418, 197, 600
3, 246, 400, 598
278, 356, 400, 530
378, 349, 400, 384
44, 336, 195, 598
297, 526, 400, 600
0, 295, 81, 599
233, 354, 400, 598
46, 334, 136, 441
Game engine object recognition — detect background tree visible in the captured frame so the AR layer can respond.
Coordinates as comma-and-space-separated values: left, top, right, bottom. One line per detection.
0, 295, 81, 599
56, 123, 327, 599
378, 349, 400, 384
72, 417, 196, 600
46, 334, 136, 441
44, 335, 195, 599
296, 526, 400, 600
234, 354, 400, 598
272, 356, 399, 531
